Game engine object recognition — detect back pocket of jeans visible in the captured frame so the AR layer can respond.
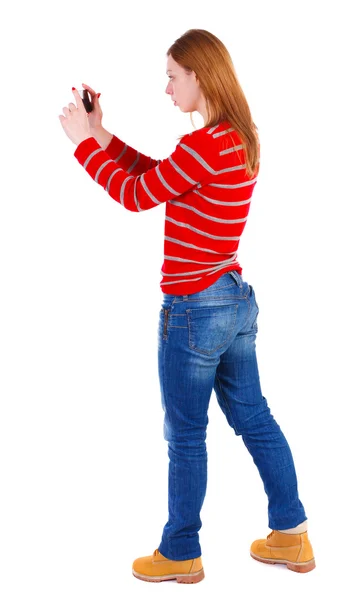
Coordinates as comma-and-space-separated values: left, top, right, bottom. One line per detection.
186, 303, 238, 355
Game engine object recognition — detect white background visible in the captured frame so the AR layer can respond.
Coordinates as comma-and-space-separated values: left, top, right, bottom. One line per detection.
1, 0, 359, 597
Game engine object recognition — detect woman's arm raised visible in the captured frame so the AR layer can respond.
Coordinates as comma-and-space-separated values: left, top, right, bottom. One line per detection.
91, 125, 160, 177
82, 83, 160, 176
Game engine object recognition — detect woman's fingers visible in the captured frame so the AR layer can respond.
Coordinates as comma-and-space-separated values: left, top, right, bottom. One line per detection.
82, 83, 96, 97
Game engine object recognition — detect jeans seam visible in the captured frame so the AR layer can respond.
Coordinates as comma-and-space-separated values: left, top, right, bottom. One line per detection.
174, 293, 246, 304
215, 374, 240, 435
241, 297, 252, 331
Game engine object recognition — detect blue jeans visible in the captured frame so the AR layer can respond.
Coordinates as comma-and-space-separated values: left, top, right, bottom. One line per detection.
157, 270, 307, 561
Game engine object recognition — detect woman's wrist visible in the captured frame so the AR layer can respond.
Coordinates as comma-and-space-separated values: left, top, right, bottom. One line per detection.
90, 126, 113, 150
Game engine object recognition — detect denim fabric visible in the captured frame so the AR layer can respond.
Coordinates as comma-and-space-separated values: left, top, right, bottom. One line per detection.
157, 270, 307, 560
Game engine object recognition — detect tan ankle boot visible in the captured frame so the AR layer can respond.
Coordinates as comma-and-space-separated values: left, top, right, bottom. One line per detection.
132, 549, 205, 583
250, 530, 316, 573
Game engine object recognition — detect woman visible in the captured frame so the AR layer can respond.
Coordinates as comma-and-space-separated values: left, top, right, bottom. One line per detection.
59, 28, 315, 583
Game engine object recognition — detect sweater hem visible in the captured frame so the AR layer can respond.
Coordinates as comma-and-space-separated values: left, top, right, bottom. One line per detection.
160, 265, 243, 296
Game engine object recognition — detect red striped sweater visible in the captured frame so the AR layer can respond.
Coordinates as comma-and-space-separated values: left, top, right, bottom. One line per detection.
74, 119, 260, 295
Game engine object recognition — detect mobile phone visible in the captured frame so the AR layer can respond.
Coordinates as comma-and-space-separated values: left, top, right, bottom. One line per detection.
80, 88, 93, 113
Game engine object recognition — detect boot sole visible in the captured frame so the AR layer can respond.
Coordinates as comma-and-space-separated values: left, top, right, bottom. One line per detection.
132, 567, 205, 583
250, 552, 316, 573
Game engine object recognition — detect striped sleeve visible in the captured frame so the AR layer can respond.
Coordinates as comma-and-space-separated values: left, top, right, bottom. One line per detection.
103, 134, 160, 176
73, 133, 214, 212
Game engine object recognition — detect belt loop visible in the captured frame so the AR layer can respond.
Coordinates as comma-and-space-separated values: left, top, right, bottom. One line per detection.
230, 270, 243, 289
183, 295, 188, 301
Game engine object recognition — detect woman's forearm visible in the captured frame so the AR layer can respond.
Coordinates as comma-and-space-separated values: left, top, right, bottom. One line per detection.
90, 126, 114, 150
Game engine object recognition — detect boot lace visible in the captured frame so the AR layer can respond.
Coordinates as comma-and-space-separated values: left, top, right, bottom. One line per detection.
266, 530, 276, 540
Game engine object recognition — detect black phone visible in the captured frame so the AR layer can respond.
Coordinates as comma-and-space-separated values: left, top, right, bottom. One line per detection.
80, 89, 94, 113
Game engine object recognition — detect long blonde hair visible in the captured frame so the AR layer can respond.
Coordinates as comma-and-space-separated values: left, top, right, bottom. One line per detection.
167, 29, 260, 179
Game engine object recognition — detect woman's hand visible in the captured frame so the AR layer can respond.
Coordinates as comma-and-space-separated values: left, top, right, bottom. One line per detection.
81, 83, 103, 130
59, 88, 93, 146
